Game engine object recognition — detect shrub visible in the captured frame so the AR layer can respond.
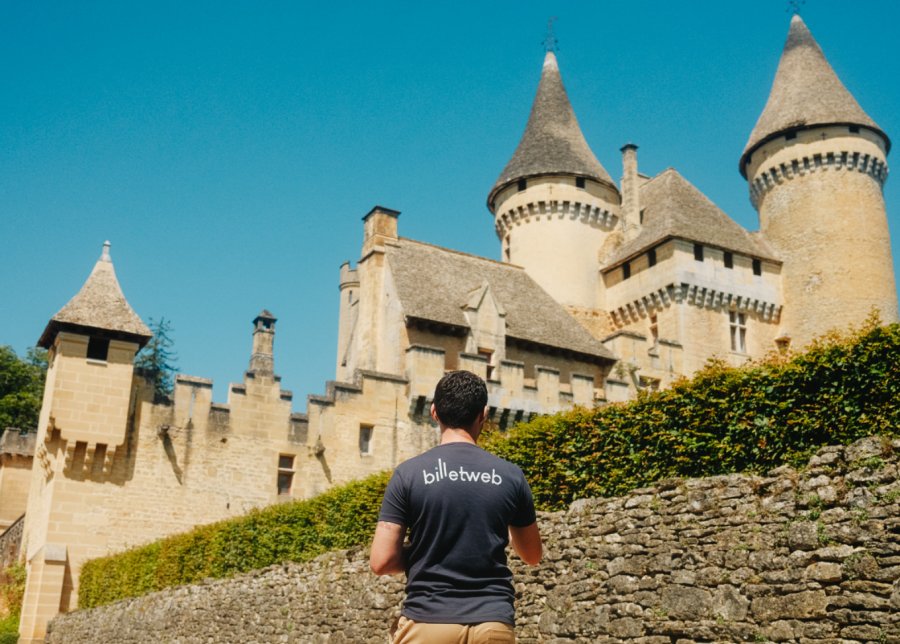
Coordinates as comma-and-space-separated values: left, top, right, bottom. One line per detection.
483, 321, 900, 510
0, 562, 26, 640
79, 471, 391, 609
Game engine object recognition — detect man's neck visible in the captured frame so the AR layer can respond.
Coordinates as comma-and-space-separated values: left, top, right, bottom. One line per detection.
439, 427, 478, 445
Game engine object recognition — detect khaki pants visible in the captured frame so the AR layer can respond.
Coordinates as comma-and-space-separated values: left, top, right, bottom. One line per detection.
391, 615, 515, 643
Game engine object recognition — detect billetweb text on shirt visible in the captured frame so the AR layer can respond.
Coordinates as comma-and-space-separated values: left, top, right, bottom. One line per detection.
422, 458, 503, 486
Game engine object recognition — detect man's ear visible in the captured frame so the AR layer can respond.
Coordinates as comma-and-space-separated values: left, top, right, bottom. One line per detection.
430, 403, 439, 423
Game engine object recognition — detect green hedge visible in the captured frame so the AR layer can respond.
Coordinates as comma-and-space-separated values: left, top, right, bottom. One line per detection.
78, 470, 390, 609
483, 321, 900, 510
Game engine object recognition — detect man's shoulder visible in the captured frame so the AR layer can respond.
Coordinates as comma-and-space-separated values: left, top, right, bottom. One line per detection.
396, 444, 525, 478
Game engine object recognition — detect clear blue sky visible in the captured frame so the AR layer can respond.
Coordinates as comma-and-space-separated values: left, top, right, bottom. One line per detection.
2, 1, 899, 406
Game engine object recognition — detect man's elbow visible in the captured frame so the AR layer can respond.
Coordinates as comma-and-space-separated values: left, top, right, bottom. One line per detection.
519, 544, 542, 566
369, 554, 394, 576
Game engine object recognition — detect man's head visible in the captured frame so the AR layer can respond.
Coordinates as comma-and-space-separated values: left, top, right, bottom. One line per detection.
432, 370, 488, 431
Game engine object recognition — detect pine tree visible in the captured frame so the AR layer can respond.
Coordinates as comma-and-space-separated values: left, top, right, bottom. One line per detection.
135, 317, 178, 402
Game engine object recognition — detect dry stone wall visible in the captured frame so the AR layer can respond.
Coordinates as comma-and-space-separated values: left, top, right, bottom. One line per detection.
47, 436, 900, 643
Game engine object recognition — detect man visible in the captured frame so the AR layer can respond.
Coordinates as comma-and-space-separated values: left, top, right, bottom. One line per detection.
370, 370, 542, 643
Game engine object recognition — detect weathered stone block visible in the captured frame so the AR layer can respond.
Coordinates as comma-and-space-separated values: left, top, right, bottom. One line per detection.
751, 590, 827, 620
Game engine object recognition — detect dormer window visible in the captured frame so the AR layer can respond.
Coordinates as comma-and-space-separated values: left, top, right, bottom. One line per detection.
575, 177, 585, 189
517, 179, 527, 192
87, 337, 110, 362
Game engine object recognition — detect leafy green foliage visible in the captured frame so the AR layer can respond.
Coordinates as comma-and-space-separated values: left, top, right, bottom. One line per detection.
135, 317, 178, 402
0, 562, 26, 638
0, 345, 47, 433
482, 321, 900, 511
78, 471, 391, 609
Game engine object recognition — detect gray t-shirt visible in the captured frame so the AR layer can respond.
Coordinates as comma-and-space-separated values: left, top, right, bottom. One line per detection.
378, 442, 536, 625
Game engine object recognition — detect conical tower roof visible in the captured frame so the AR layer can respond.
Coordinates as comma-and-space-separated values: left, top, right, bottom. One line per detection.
38, 242, 152, 348
740, 15, 888, 177
488, 52, 614, 209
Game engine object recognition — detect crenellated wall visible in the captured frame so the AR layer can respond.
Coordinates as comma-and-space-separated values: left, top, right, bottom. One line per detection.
45, 436, 900, 643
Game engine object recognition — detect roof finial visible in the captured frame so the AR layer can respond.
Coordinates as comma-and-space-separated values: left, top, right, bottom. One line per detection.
543, 16, 558, 53
101, 240, 111, 262
786, 0, 805, 15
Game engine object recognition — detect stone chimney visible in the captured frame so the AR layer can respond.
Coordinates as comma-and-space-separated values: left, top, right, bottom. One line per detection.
620, 144, 640, 242
249, 310, 277, 376
362, 206, 400, 256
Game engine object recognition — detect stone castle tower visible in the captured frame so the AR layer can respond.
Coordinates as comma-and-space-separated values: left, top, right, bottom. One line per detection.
487, 51, 622, 328
741, 15, 898, 347
19, 242, 152, 642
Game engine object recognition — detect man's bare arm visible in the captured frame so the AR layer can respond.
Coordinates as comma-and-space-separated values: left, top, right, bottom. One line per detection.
370, 521, 407, 575
509, 522, 542, 565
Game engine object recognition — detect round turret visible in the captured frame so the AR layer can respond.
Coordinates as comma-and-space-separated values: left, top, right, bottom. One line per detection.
742, 15, 898, 347
488, 52, 620, 310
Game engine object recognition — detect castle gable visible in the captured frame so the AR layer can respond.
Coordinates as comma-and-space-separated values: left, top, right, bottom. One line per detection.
604, 168, 777, 269
386, 238, 613, 362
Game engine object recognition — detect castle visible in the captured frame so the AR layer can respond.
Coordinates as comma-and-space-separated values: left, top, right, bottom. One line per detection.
2, 14, 897, 643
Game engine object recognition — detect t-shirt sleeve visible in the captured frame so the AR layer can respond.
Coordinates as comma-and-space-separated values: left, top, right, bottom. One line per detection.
377, 469, 408, 526
510, 471, 537, 527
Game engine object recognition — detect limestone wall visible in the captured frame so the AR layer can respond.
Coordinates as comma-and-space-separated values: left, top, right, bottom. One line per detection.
47, 436, 900, 643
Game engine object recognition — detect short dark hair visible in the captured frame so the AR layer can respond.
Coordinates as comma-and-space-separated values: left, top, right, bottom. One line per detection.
433, 371, 488, 429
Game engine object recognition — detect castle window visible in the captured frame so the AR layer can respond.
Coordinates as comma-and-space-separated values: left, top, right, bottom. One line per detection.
277, 454, 295, 495
648, 248, 657, 267
359, 425, 374, 455
785, 131, 797, 141
694, 244, 704, 262
849, 125, 860, 134
752, 258, 762, 276
87, 337, 110, 362
478, 348, 495, 380
575, 177, 585, 189
724, 251, 733, 269
729, 311, 747, 353
623, 262, 631, 280
517, 179, 527, 192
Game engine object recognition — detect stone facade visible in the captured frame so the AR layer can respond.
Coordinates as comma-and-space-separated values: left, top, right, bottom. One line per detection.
0, 430, 35, 531
46, 436, 900, 643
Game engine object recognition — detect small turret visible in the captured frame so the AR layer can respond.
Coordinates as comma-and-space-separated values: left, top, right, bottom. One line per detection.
488, 51, 620, 310
742, 15, 897, 346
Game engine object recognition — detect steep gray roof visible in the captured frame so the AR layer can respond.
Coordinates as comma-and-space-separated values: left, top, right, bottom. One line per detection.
38, 243, 152, 348
386, 238, 614, 362
488, 52, 614, 209
740, 15, 888, 176
604, 169, 778, 269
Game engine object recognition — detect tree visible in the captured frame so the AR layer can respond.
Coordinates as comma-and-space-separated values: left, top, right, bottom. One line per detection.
0, 346, 47, 433
135, 317, 178, 402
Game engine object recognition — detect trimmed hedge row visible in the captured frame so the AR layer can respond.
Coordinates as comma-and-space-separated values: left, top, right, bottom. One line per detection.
78, 471, 390, 609
483, 321, 900, 510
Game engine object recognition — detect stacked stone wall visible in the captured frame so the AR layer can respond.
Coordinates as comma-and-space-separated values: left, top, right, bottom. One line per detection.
47, 436, 900, 643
